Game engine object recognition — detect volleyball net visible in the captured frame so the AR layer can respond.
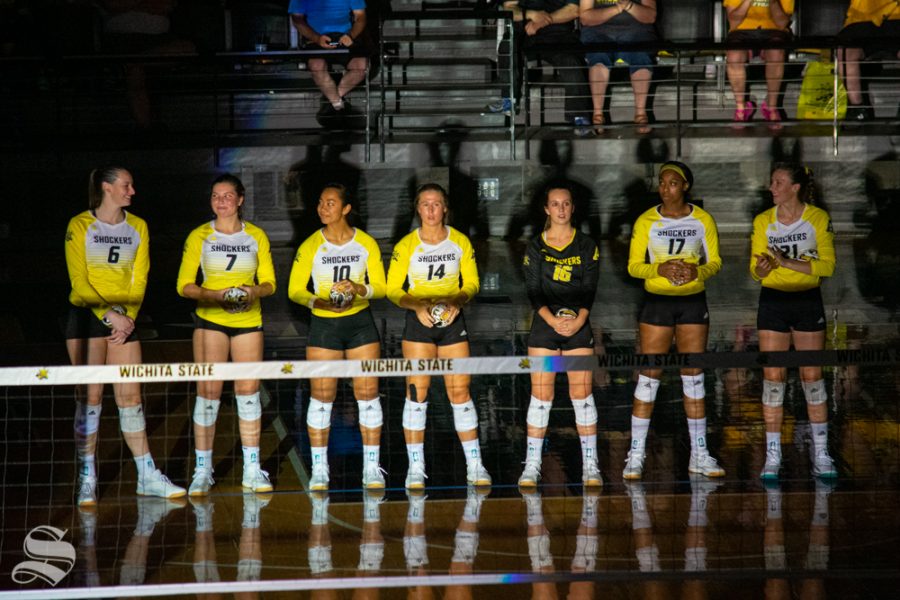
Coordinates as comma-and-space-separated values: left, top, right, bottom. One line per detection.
1, 342, 899, 598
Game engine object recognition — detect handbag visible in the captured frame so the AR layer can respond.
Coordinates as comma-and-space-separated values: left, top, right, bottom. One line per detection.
796, 60, 848, 120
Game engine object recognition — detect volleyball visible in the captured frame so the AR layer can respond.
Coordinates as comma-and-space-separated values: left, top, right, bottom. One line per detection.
556, 308, 577, 319
223, 287, 250, 313
330, 288, 353, 309
430, 303, 451, 328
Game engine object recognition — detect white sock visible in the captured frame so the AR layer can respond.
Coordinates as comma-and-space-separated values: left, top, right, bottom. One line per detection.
311, 445, 328, 468
407, 443, 425, 466
134, 453, 155, 479
526, 436, 543, 464
581, 496, 599, 529
766, 432, 782, 456
363, 444, 380, 466
630, 416, 651, 453
580, 434, 597, 463
766, 487, 783, 519
461, 439, 481, 465
332, 99, 344, 109
687, 417, 708, 455
242, 446, 260, 469
810, 422, 829, 454
81, 455, 96, 479
195, 449, 213, 472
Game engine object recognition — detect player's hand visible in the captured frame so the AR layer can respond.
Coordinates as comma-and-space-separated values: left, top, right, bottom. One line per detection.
754, 253, 775, 277
415, 303, 435, 328
339, 34, 354, 47
318, 34, 335, 49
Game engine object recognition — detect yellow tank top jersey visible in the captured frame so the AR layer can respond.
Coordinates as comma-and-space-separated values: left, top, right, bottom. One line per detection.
288, 228, 386, 318
176, 221, 276, 328
844, 0, 900, 26
387, 227, 479, 305
750, 204, 835, 292
724, 0, 794, 30
628, 203, 721, 296
65, 210, 149, 322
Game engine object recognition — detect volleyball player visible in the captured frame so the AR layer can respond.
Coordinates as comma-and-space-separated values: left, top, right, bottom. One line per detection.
386, 183, 491, 489
288, 183, 387, 491
66, 167, 185, 505
177, 173, 276, 495
624, 161, 724, 480
751, 163, 837, 480
518, 183, 602, 488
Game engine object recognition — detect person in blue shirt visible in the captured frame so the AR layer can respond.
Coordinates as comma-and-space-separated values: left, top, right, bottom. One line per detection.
289, 0, 371, 122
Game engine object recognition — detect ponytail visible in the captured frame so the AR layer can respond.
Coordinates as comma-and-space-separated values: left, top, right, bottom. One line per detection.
88, 166, 126, 210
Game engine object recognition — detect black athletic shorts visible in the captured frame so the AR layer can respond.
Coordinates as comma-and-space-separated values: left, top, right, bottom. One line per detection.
725, 29, 792, 58
527, 312, 594, 351
757, 286, 826, 333
308, 309, 381, 351
639, 291, 709, 327
838, 21, 900, 57
193, 314, 263, 338
65, 305, 137, 343
403, 310, 469, 346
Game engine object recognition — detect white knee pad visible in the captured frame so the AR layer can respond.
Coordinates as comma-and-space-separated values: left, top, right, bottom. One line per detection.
358, 542, 385, 572
193, 396, 221, 427
308, 545, 333, 575
75, 402, 102, 436
452, 400, 479, 432
636, 545, 661, 573
528, 534, 553, 570
118, 405, 146, 433
404, 535, 428, 568
572, 534, 599, 572
762, 380, 785, 408
236, 393, 262, 421
802, 380, 828, 406
452, 530, 479, 564
193, 561, 221, 583
307, 397, 333, 431
402, 398, 428, 431
681, 374, 705, 400
526, 396, 552, 429
236, 558, 262, 582
357, 397, 383, 429
571, 395, 598, 427
634, 375, 660, 403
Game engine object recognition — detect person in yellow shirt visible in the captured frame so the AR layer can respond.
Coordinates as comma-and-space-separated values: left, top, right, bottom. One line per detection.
288, 183, 387, 491
838, 0, 900, 120
386, 183, 491, 489
177, 173, 276, 495
66, 166, 185, 505
624, 162, 724, 480
750, 163, 837, 480
724, 0, 794, 128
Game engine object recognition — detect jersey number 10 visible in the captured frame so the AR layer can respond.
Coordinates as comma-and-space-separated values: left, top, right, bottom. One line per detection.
333, 265, 351, 281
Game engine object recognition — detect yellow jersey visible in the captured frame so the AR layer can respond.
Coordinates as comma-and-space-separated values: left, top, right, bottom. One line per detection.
628, 203, 721, 296
724, 0, 794, 30
288, 228, 386, 318
65, 210, 149, 322
844, 0, 900, 26
750, 204, 835, 292
176, 220, 276, 328
387, 227, 479, 306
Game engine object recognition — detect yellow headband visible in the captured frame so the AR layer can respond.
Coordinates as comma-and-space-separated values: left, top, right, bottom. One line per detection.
659, 164, 687, 183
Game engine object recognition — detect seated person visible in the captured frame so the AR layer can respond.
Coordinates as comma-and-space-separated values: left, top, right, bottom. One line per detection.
723, 0, 793, 129
289, 0, 371, 120
579, 0, 657, 135
101, 0, 195, 129
485, 1, 592, 135
838, 0, 900, 121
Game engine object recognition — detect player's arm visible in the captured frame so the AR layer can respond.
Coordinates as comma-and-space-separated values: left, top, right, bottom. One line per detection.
580, 240, 600, 310
750, 213, 775, 281
124, 217, 150, 319
627, 215, 658, 280
696, 214, 722, 282
808, 211, 836, 278
246, 227, 276, 302
523, 238, 547, 311
362, 236, 387, 300
65, 217, 112, 319
287, 237, 318, 309
724, 0, 753, 29
454, 234, 480, 306
768, 0, 792, 29
177, 229, 221, 303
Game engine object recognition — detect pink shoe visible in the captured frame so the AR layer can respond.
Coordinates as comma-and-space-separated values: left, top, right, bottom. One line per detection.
733, 100, 756, 123
760, 101, 782, 130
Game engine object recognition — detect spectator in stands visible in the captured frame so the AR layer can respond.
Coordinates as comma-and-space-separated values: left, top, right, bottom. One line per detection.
723, 0, 793, 129
100, 0, 195, 129
579, 0, 657, 135
289, 0, 371, 125
838, 0, 900, 121
485, 1, 592, 135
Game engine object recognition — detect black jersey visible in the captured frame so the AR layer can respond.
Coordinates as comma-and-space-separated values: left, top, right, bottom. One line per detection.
523, 229, 599, 314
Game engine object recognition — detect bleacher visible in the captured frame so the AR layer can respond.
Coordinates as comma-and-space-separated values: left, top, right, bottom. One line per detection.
0, 0, 897, 161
